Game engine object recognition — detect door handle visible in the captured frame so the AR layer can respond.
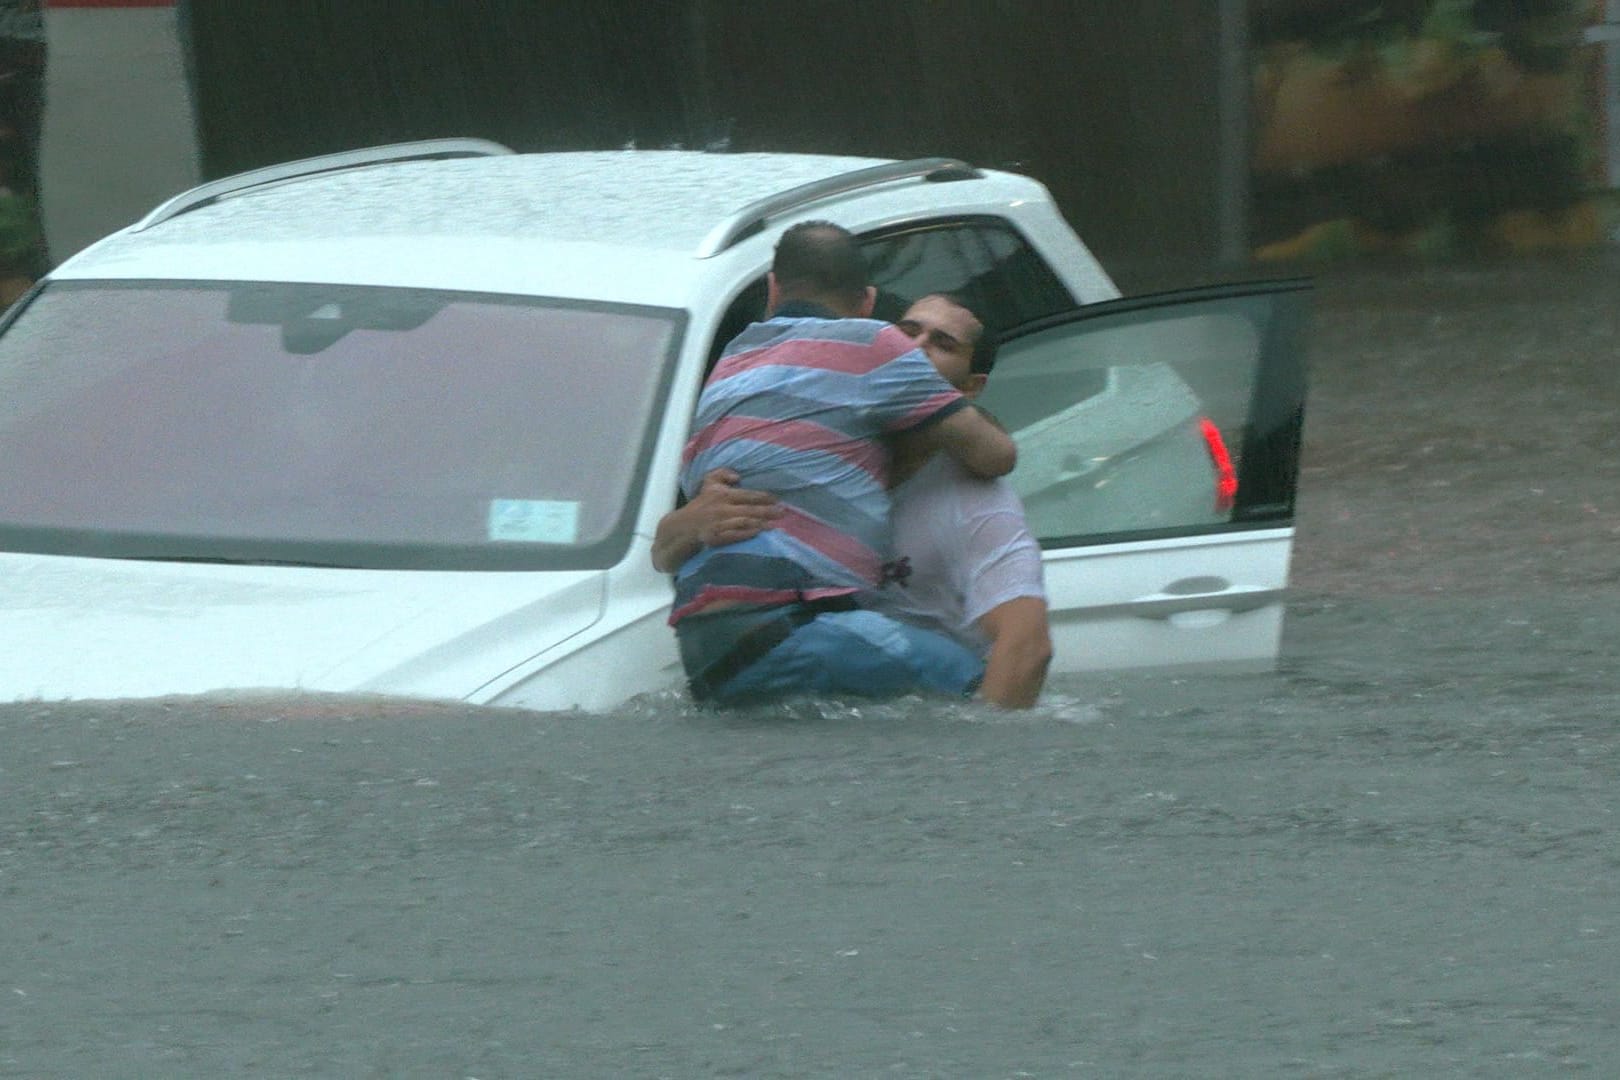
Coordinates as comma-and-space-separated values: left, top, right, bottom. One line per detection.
1130, 578, 1282, 623
1048, 581, 1285, 624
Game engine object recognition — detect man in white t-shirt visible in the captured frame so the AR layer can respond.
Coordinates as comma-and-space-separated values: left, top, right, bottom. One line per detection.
658, 293, 1052, 707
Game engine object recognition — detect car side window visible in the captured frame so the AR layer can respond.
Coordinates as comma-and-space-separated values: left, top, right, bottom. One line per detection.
976, 290, 1290, 545
706, 278, 767, 374
705, 217, 1072, 374
860, 217, 1076, 329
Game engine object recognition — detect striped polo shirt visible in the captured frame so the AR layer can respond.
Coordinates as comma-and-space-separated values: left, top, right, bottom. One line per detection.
670, 301, 966, 624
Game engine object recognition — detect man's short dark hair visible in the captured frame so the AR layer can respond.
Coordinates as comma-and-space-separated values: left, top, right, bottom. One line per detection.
935, 291, 1001, 376
772, 221, 869, 303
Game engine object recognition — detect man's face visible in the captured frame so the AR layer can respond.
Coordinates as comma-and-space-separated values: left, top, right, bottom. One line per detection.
896, 295, 983, 394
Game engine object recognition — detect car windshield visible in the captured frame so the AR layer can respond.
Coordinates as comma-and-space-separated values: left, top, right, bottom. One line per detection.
0, 280, 683, 570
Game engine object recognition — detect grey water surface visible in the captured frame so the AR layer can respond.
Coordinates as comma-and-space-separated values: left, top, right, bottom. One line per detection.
3, 255, 1617, 1077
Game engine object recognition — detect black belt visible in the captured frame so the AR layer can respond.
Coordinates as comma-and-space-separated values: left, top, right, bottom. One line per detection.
687, 596, 858, 702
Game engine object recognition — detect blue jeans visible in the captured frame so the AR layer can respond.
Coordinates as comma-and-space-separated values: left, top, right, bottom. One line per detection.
702, 608, 983, 705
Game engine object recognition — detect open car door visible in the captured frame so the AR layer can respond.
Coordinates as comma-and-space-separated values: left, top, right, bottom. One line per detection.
977, 279, 1311, 675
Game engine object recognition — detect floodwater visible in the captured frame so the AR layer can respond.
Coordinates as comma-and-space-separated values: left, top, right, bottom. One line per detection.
3, 255, 1617, 1077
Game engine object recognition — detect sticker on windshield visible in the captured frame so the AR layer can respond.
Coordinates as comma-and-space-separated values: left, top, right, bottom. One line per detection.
487, 499, 580, 544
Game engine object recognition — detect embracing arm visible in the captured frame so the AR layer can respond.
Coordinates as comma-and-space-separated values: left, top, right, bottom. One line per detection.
974, 596, 1053, 709
650, 502, 707, 575
650, 468, 782, 574
898, 405, 1016, 479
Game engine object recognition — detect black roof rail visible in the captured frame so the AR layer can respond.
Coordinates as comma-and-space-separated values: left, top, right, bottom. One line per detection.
694, 157, 982, 259
131, 138, 516, 232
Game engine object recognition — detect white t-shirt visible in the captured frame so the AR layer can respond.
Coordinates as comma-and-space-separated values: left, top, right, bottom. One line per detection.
873, 454, 1046, 655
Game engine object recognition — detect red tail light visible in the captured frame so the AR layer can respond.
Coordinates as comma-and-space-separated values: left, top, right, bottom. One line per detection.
1199, 416, 1237, 513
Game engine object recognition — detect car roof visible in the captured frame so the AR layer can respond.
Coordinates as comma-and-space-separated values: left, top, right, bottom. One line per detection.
55, 149, 1055, 306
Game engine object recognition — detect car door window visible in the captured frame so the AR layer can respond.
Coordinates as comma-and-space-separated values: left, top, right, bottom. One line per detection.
977, 282, 1310, 546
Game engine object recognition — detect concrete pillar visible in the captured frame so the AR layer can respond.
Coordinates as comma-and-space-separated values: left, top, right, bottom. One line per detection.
39, 0, 198, 263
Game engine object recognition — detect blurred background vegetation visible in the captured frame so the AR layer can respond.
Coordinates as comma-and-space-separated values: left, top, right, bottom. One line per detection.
1251, 0, 1615, 261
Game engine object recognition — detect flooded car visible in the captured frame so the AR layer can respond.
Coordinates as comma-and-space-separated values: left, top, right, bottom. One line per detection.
0, 140, 1310, 708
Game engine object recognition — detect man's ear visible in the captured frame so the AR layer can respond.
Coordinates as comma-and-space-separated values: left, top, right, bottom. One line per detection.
855, 285, 877, 318
961, 372, 988, 399
765, 272, 781, 315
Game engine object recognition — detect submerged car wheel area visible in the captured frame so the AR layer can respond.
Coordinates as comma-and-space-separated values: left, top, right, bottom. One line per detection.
0, 140, 1310, 709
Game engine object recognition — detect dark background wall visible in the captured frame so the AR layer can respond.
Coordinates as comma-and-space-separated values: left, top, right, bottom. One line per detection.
181, 0, 1232, 291
0, 0, 44, 292
10, 2, 1610, 288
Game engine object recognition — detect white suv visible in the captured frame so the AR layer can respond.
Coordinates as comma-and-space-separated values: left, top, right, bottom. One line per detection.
0, 140, 1309, 708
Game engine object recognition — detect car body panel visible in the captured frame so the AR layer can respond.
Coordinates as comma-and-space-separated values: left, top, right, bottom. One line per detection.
53, 237, 711, 310
0, 550, 604, 703
1041, 529, 1291, 674
478, 544, 687, 711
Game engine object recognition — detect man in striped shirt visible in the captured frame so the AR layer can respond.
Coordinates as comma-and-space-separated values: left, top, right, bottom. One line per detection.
660, 221, 1016, 704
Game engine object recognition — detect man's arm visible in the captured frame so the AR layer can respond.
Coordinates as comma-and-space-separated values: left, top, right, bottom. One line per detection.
650, 468, 782, 573
900, 405, 1016, 479
974, 596, 1053, 708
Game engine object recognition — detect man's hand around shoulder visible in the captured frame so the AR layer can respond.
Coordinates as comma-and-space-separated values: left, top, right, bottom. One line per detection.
650, 468, 782, 573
